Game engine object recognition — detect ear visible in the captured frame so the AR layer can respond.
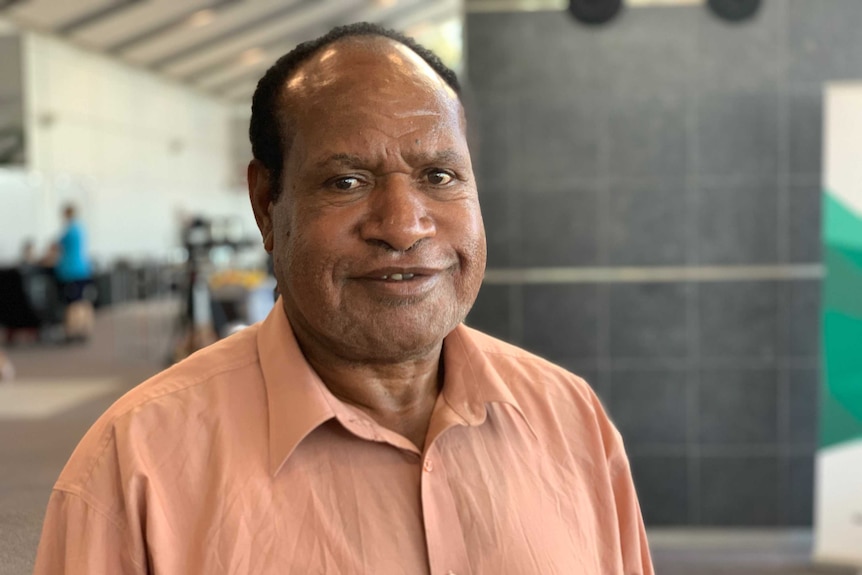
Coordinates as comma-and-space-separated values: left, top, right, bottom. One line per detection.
248, 159, 275, 252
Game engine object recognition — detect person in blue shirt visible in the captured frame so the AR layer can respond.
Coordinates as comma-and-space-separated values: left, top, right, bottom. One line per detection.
54, 204, 94, 341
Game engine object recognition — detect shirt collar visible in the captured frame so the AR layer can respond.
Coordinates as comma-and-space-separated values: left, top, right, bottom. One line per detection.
440, 324, 534, 435
258, 300, 534, 476
257, 299, 335, 476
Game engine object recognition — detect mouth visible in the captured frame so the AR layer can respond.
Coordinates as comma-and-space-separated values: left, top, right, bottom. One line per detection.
359, 266, 445, 282
377, 273, 416, 282
352, 266, 447, 297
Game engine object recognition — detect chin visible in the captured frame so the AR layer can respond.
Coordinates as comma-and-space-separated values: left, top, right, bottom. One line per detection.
341, 314, 462, 362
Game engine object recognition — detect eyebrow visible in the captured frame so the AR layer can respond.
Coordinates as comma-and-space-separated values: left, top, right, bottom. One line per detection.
313, 149, 466, 170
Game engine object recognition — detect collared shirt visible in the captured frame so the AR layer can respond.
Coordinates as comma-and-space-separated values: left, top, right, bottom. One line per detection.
34, 301, 654, 575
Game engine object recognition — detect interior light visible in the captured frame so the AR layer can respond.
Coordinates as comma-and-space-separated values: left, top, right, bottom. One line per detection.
240, 48, 266, 66
187, 9, 215, 28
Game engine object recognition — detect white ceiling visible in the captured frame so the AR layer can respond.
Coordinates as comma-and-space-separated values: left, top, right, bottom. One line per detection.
0, 0, 461, 102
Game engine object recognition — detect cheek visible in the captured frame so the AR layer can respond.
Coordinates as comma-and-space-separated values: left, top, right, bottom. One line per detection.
279, 218, 344, 290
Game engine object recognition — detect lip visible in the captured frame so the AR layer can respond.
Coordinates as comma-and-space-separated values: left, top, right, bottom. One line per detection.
356, 266, 445, 280
350, 266, 448, 298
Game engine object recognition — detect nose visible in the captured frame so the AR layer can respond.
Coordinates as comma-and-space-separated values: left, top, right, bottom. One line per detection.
360, 176, 436, 251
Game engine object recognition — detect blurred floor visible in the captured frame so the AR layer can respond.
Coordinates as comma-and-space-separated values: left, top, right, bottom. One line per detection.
650, 530, 857, 575
0, 299, 859, 575
0, 299, 179, 575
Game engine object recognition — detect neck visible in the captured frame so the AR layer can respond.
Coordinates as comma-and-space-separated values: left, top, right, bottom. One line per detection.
293, 325, 444, 452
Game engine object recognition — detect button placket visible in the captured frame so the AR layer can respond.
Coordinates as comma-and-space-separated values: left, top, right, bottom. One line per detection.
420, 442, 471, 575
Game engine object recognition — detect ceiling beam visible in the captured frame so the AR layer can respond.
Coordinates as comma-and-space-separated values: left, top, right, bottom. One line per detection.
183, 0, 391, 84
107, 0, 242, 54
148, 0, 318, 71
384, 0, 460, 31
0, 0, 27, 12
57, 0, 144, 35
208, 0, 458, 98
159, 0, 369, 79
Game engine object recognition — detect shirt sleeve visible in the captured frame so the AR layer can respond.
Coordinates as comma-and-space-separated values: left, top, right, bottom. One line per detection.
594, 394, 655, 575
33, 489, 148, 575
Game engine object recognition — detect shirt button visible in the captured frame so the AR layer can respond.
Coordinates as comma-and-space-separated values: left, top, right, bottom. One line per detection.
423, 459, 433, 472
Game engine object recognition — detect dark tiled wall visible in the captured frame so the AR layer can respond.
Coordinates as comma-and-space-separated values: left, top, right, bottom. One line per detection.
462, 0, 857, 526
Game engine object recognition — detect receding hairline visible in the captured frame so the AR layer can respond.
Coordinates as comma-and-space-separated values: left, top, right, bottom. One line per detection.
277, 34, 458, 107
271, 34, 465, 164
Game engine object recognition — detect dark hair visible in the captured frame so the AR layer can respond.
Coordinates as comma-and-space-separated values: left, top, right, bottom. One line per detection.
249, 22, 461, 201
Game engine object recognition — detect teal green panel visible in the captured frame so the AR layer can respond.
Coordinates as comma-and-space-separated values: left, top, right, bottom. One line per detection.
823, 246, 862, 318
824, 192, 862, 249
820, 383, 862, 449
821, 193, 862, 447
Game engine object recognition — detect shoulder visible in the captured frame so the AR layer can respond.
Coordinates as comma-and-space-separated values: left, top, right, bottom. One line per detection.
54, 325, 263, 493
457, 324, 625, 462
456, 324, 601, 416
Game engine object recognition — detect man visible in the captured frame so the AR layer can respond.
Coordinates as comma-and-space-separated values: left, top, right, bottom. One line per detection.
54, 204, 94, 341
34, 23, 653, 574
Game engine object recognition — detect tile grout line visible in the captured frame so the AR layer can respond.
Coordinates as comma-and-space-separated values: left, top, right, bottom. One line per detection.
775, 0, 792, 526
686, 11, 702, 526
483, 264, 824, 284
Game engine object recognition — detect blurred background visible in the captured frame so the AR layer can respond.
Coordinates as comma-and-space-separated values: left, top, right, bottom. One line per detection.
1, 0, 860, 573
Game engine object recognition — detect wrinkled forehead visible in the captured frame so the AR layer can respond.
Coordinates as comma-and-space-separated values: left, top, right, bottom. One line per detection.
280, 36, 463, 128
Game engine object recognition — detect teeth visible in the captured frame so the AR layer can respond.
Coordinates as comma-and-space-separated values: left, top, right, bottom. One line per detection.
380, 273, 415, 281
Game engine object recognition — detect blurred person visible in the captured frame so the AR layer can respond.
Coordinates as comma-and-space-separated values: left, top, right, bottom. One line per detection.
20, 238, 37, 266
33, 23, 653, 574
53, 203, 94, 341
0, 349, 13, 382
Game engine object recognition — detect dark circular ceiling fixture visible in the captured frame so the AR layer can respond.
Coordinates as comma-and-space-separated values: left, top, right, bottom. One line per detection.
568, 0, 623, 26
707, 0, 761, 22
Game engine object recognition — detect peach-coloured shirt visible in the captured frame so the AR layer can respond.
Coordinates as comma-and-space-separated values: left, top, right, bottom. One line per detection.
34, 301, 653, 575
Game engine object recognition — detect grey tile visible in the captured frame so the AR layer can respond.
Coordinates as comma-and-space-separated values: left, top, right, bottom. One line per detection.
780, 279, 821, 359
598, 7, 697, 99
782, 455, 815, 526
787, 87, 824, 177
466, 284, 512, 342
517, 90, 602, 187
517, 188, 598, 267
607, 369, 689, 448
699, 456, 780, 526
607, 96, 689, 178
479, 191, 512, 268
522, 284, 599, 362
696, 92, 779, 178
788, 0, 862, 84
699, 281, 779, 361
465, 12, 530, 89
694, 0, 785, 93
468, 92, 518, 193
695, 183, 779, 265
699, 368, 778, 445
630, 455, 689, 526
520, 14, 609, 90
788, 368, 819, 447
608, 283, 690, 359
788, 184, 822, 263
607, 182, 688, 266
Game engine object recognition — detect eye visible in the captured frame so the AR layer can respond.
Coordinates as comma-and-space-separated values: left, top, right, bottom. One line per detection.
332, 176, 362, 191
425, 170, 455, 186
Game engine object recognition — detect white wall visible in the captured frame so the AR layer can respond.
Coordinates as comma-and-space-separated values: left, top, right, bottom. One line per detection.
0, 32, 257, 265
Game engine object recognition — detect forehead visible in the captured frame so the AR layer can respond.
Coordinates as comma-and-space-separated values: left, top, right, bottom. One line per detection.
280, 37, 465, 145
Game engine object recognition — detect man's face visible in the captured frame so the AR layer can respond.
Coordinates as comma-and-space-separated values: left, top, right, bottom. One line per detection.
257, 38, 486, 362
